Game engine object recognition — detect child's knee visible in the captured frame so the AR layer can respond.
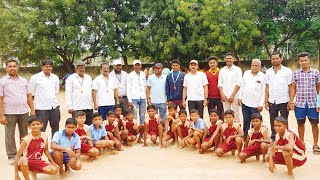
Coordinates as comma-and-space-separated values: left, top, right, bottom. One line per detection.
193, 131, 201, 137
239, 152, 246, 159
49, 165, 59, 175
264, 154, 269, 161
260, 143, 268, 149
123, 130, 129, 135
235, 137, 243, 143
201, 143, 207, 149
282, 150, 292, 158
19, 156, 28, 166
216, 149, 223, 157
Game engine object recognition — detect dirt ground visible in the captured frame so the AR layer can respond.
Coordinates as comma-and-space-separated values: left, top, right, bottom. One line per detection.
0, 91, 319, 180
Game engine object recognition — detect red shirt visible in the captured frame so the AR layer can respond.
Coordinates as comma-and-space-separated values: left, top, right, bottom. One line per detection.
205, 69, 221, 98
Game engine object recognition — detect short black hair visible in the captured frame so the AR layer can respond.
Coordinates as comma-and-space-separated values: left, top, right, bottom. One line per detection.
190, 109, 199, 115
168, 103, 177, 110
224, 110, 234, 117
125, 108, 134, 116
251, 113, 263, 122
178, 109, 188, 116
224, 52, 234, 58
28, 116, 42, 125
171, 59, 180, 65
297, 52, 309, 59
147, 104, 155, 110
209, 108, 219, 116
6, 58, 19, 66
107, 110, 116, 116
74, 111, 86, 118
92, 112, 102, 119
207, 56, 218, 63
42, 59, 53, 66
274, 116, 288, 125
65, 118, 77, 126
113, 104, 122, 110
271, 51, 282, 58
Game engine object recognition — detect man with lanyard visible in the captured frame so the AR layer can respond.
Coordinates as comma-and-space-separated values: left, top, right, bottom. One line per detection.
165, 59, 185, 109
205, 56, 224, 117
109, 59, 129, 113
92, 62, 119, 120
65, 61, 93, 125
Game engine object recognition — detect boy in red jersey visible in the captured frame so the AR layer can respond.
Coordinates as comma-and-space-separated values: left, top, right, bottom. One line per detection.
74, 111, 99, 160
265, 116, 307, 176
239, 113, 270, 163
163, 103, 180, 148
143, 105, 164, 148
177, 109, 192, 148
216, 110, 244, 157
114, 104, 129, 143
123, 109, 140, 146
199, 109, 223, 153
103, 111, 122, 151
14, 116, 58, 180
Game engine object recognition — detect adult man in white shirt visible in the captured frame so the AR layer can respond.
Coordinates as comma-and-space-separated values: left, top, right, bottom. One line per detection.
238, 59, 265, 138
147, 63, 167, 123
218, 52, 242, 121
93, 63, 119, 120
29, 60, 60, 137
265, 52, 292, 140
182, 59, 208, 118
110, 59, 129, 113
127, 60, 147, 125
65, 61, 93, 125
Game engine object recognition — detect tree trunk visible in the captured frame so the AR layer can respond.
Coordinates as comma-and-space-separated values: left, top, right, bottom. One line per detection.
62, 56, 75, 73
123, 55, 129, 72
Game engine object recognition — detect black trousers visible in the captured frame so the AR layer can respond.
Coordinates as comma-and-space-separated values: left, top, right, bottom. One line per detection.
269, 102, 289, 140
188, 100, 204, 118
36, 106, 61, 137
207, 98, 224, 118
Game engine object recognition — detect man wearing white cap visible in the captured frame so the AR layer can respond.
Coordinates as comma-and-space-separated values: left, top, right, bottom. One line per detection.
127, 60, 147, 125
65, 61, 93, 125
183, 59, 208, 118
146, 63, 167, 123
110, 59, 129, 112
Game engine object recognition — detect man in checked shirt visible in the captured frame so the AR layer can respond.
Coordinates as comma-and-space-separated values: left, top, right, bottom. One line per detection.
289, 52, 320, 155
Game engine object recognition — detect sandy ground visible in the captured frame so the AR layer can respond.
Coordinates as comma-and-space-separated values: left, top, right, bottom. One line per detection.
0, 91, 320, 180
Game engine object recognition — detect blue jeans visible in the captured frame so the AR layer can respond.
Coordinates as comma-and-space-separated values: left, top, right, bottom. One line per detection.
153, 103, 167, 124
242, 104, 258, 139
132, 99, 146, 125
98, 105, 114, 120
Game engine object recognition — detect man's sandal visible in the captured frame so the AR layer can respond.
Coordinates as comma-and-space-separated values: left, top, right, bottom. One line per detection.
312, 145, 320, 155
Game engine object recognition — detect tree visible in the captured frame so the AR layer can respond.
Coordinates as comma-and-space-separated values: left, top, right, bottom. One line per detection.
253, 0, 318, 58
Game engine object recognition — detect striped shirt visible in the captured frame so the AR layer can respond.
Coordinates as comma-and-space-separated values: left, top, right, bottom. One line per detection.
292, 68, 320, 108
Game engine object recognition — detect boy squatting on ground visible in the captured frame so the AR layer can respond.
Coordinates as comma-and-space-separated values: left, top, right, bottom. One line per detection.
264, 116, 307, 176
89, 112, 115, 153
239, 113, 270, 163
51, 118, 82, 176
163, 103, 180, 148
103, 111, 123, 151
177, 109, 192, 148
14, 116, 58, 180
143, 105, 164, 148
216, 110, 244, 157
199, 108, 223, 153
74, 111, 99, 160
184, 109, 206, 150
123, 108, 142, 146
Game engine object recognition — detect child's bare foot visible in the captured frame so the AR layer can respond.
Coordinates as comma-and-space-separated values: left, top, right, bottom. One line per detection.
137, 138, 142, 143
30, 171, 38, 180
198, 148, 204, 154
256, 155, 260, 161
173, 143, 179, 149
60, 172, 67, 178
231, 149, 236, 155
240, 159, 245, 163
111, 149, 118, 155
127, 142, 132, 147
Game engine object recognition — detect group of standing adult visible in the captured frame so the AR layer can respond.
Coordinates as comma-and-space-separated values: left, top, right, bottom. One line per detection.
0, 50, 319, 165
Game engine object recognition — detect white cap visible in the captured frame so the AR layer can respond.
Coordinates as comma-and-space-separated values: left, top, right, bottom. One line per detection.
133, 60, 141, 65
113, 60, 122, 65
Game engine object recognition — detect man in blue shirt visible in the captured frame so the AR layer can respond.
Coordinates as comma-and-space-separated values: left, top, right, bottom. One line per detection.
147, 63, 167, 124
165, 59, 185, 110
51, 118, 82, 176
